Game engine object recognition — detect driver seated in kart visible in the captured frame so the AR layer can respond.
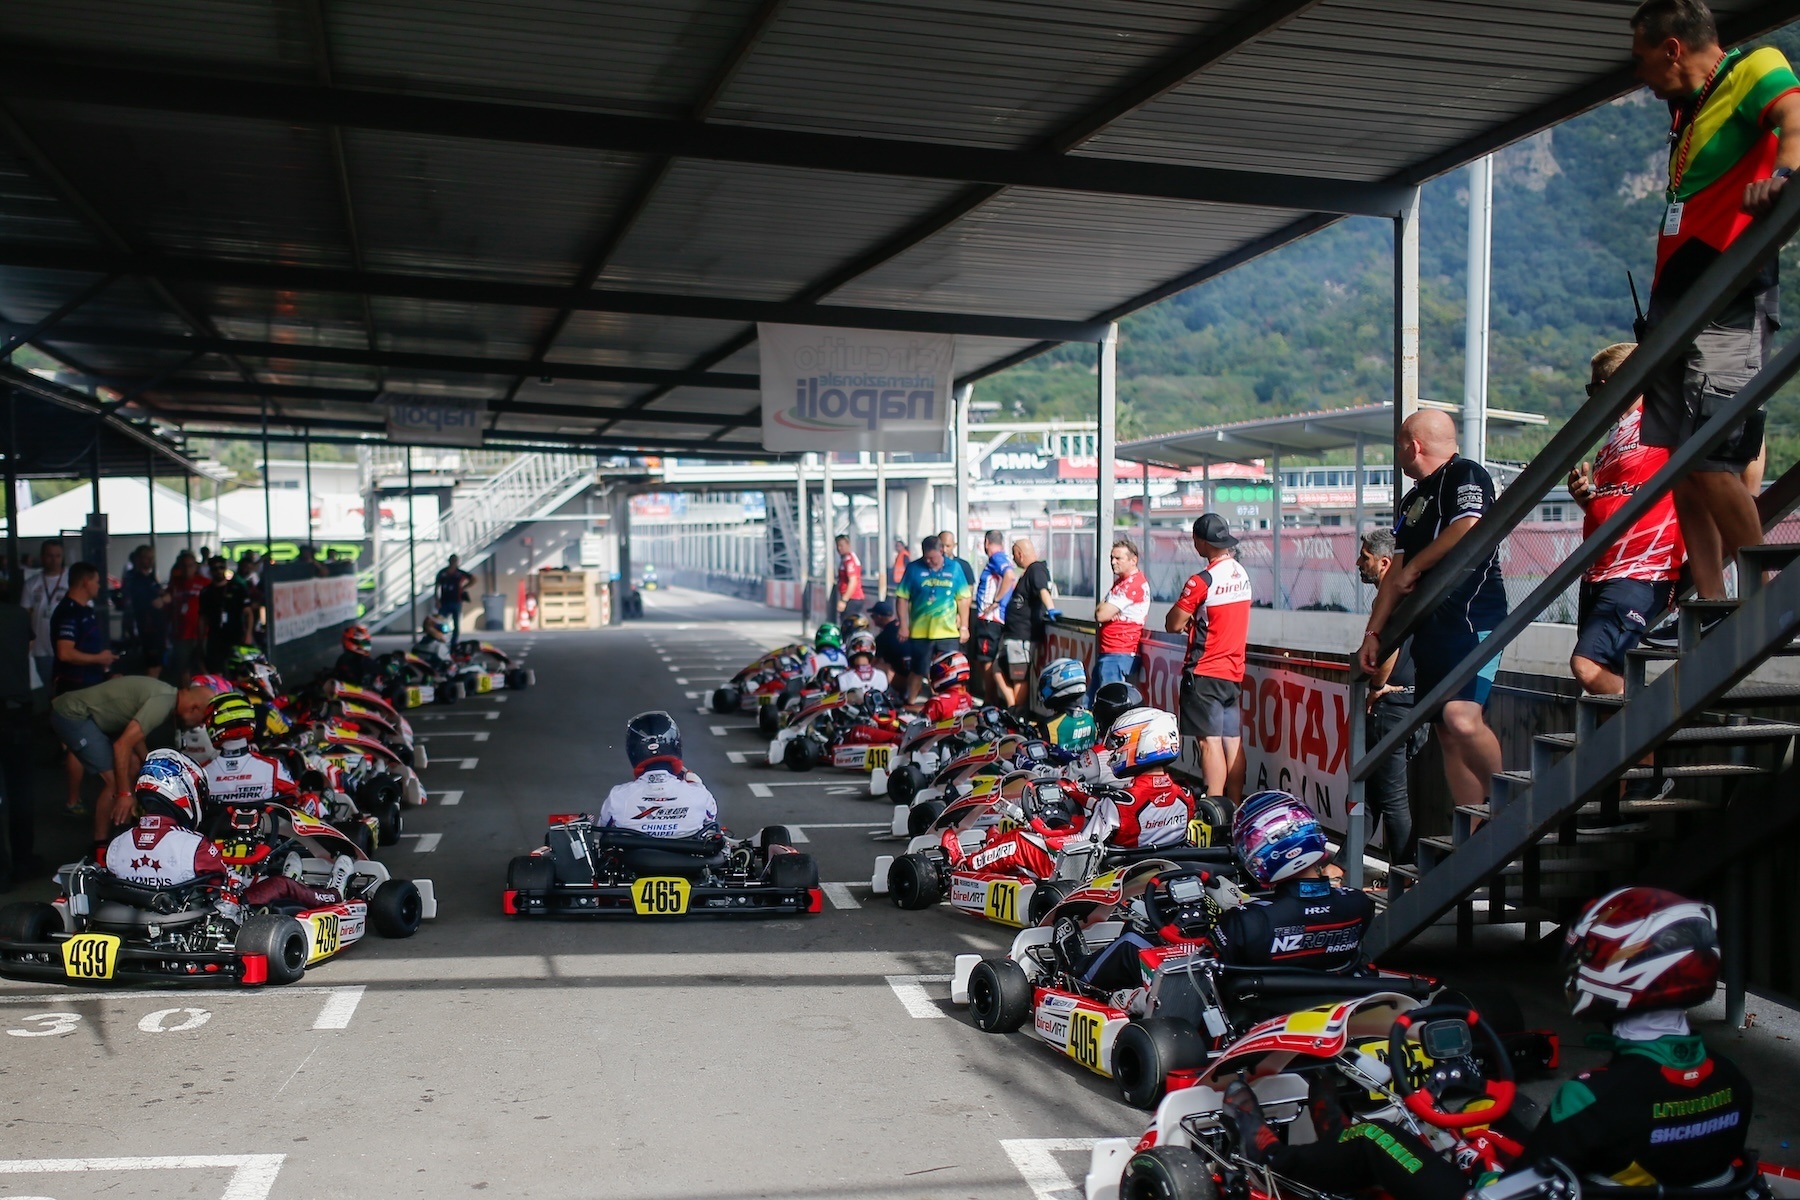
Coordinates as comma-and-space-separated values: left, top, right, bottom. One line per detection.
593, 711, 719, 839
1069, 682, 1144, 787
1083, 708, 1193, 851
1064, 865, 1230, 1005
1222, 886, 1751, 1200
413, 614, 454, 671
835, 631, 892, 700
920, 651, 977, 723
333, 623, 380, 687
1211, 790, 1373, 971
800, 623, 850, 687
200, 692, 300, 808
1032, 658, 1098, 759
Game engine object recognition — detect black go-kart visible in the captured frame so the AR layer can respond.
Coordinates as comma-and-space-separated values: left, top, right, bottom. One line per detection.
503, 814, 824, 917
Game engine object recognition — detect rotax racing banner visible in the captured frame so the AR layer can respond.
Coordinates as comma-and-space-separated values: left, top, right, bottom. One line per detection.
757, 322, 955, 453
271, 574, 359, 646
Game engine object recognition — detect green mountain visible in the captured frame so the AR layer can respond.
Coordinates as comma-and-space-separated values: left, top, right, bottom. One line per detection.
981, 26, 1800, 475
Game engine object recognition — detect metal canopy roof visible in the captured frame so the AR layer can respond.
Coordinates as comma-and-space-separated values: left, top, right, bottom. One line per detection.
1, 365, 207, 478
0, 0, 1794, 457
1117, 400, 1549, 467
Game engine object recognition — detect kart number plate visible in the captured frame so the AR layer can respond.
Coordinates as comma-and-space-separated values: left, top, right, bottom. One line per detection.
476, 674, 494, 693
1067, 1009, 1104, 1072
984, 880, 1021, 926
308, 913, 341, 963
62, 932, 120, 981
405, 686, 424, 708
864, 746, 892, 771
632, 877, 691, 916
1187, 819, 1212, 848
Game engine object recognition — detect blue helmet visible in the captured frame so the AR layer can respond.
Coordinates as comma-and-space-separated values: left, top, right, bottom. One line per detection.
1232, 790, 1330, 887
1037, 658, 1087, 705
626, 711, 682, 773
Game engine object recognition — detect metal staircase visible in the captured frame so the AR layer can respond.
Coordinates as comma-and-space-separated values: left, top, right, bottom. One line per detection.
364, 452, 593, 630
1351, 183, 1800, 975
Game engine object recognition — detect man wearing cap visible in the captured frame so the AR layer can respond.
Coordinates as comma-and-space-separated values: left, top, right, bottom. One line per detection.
1166, 514, 1253, 803
895, 534, 972, 703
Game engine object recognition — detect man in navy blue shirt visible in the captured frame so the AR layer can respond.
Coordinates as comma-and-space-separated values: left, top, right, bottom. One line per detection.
434, 555, 475, 646
52, 562, 114, 696
1359, 410, 1506, 811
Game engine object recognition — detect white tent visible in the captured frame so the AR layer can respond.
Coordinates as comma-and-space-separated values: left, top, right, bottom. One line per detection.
8, 477, 238, 539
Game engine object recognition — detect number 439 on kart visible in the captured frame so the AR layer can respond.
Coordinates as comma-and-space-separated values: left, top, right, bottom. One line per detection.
632, 877, 691, 915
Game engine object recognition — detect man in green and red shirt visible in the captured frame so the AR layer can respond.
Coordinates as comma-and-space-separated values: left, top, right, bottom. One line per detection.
1630, 0, 1800, 600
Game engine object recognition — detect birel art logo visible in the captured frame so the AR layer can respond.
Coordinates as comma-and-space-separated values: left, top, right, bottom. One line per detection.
777, 336, 948, 434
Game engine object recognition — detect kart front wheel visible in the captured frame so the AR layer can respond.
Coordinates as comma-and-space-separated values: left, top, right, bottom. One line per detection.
711, 686, 741, 715
888, 853, 941, 910
237, 914, 309, 985
783, 737, 817, 772
1120, 1146, 1217, 1200
905, 799, 945, 837
889, 764, 925, 807
506, 667, 535, 689
0, 901, 61, 943
438, 680, 464, 704
376, 797, 404, 847
1112, 1018, 1206, 1110
968, 959, 1031, 1033
757, 704, 781, 738
371, 879, 424, 938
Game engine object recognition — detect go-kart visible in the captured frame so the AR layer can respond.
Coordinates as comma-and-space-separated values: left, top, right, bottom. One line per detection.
374, 651, 464, 708
871, 705, 1033, 804
504, 814, 823, 917
0, 809, 434, 988
311, 680, 426, 768
306, 720, 428, 844
451, 639, 536, 693
889, 730, 1064, 837
765, 688, 905, 773
710, 645, 808, 719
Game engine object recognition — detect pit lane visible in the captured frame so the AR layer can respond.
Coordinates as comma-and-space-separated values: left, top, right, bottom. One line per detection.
5, 583, 1800, 1200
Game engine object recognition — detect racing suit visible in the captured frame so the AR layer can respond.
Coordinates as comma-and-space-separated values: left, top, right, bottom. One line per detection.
1085, 770, 1192, 849
334, 651, 379, 687
203, 745, 300, 806
595, 762, 719, 838
802, 647, 848, 682
1040, 707, 1098, 758
413, 637, 452, 672
835, 664, 891, 696
922, 686, 974, 723
1210, 877, 1373, 971
106, 815, 230, 888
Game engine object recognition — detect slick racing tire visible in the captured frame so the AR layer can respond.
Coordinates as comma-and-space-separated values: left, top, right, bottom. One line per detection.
889, 764, 926, 807
757, 704, 781, 738
712, 686, 742, 715
757, 825, 794, 850
1191, 795, 1229, 840
371, 879, 424, 938
1026, 880, 1068, 926
1120, 1146, 1218, 1200
508, 854, 556, 898
968, 959, 1032, 1033
438, 680, 464, 704
506, 668, 535, 689
377, 796, 405, 848
1112, 1018, 1206, 1110
783, 737, 818, 772
237, 914, 309, 985
888, 853, 942, 910
343, 820, 377, 857
905, 800, 945, 838
764, 852, 819, 890
0, 901, 61, 943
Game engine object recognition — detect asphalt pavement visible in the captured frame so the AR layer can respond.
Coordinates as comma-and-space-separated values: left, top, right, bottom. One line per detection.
2, 583, 1797, 1199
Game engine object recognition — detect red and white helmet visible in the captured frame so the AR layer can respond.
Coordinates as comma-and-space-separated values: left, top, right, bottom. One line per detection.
135, 748, 210, 829
1101, 707, 1181, 778
929, 651, 970, 690
1563, 886, 1720, 1019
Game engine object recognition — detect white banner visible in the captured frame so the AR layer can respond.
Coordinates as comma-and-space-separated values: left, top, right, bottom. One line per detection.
387, 399, 484, 447
271, 575, 360, 645
757, 323, 955, 452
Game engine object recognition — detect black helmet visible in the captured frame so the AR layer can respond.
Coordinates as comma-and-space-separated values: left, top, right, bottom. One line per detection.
626, 711, 682, 771
1091, 682, 1143, 736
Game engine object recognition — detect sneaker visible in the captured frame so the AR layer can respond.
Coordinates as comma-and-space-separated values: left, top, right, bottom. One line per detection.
1221, 1074, 1280, 1165
327, 854, 354, 895
1639, 611, 1725, 651
1621, 775, 1675, 804
64, 798, 88, 818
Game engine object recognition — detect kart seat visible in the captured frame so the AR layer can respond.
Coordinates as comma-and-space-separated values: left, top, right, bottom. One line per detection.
590, 828, 727, 880
78, 875, 215, 930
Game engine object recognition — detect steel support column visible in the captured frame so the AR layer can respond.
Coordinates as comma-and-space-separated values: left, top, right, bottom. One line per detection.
1353, 434, 1366, 612
303, 434, 313, 549
1393, 188, 1421, 516
821, 452, 835, 547
1095, 327, 1117, 601
146, 445, 156, 549
1271, 451, 1283, 610
1462, 157, 1492, 464
183, 471, 192, 553
260, 395, 273, 559
1140, 460, 1151, 556
876, 452, 889, 601
405, 446, 418, 634
795, 455, 809, 634
955, 384, 972, 556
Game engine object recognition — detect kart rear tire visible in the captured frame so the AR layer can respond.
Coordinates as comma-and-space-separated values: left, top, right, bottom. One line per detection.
905, 800, 945, 838
1191, 795, 1229, 839
889, 764, 925, 807
783, 737, 817, 773
344, 821, 377, 857
757, 704, 781, 738
1120, 1146, 1217, 1200
507, 854, 556, 896
236, 914, 309, 985
712, 686, 741, 715
1027, 880, 1068, 926
371, 879, 424, 938
757, 825, 794, 850
968, 959, 1032, 1033
888, 853, 941, 910
438, 681, 463, 704
1112, 1018, 1206, 1110
0, 901, 61, 943
377, 798, 404, 848
507, 668, 535, 689
764, 852, 819, 890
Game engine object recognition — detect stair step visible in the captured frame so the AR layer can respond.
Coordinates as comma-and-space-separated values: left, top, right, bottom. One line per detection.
1537, 721, 1800, 752
1418, 838, 1617, 876
1581, 682, 1800, 709
1630, 643, 1800, 661
1458, 795, 1714, 823
1496, 763, 1769, 787
1737, 542, 1800, 564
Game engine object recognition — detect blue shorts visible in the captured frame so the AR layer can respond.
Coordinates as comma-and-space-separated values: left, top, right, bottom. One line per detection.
1411, 625, 1499, 709
908, 637, 961, 678
1575, 579, 1673, 675
50, 711, 114, 775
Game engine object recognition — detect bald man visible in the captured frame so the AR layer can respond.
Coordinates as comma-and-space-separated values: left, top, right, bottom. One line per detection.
1359, 410, 1506, 811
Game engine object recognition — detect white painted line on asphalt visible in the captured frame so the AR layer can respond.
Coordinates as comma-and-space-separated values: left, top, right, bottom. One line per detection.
796, 823, 886, 833
311, 985, 367, 1030
749, 783, 773, 797
884, 974, 953, 1019
676, 677, 689, 684
686, 690, 703, 698
493, 695, 508, 702
435, 790, 463, 806
1000, 1139, 1102, 1200
0, 1154, 287, 1199
667, 665, 680, 671
750, 779, 868, 788
419, 730, 490, 741
727, 751, 754, 763
400, 833, 442, 853
821, 882, 860, 909
417, 710, 500, 721
711, 723, 756, 735
420, 757, 479, 769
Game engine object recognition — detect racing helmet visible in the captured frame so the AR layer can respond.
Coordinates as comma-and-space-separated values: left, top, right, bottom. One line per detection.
1100, 707, 1180, 778
814, 623, 843, 651
845, 630, 877, 663
342, 623, 373, 656
232, 656, 283, 703
206, 691, 259, 751
135, 748, 209, 829
1037, 658, 1087, 706
625, 710, 683, 773
225, 644, 268, 672
1091, 682, 1143, 736
1563, 886, 1721, 1019
1232, 791, 1330, 887
189, 673, 234, 696
844, 613, 872, 633
929, 651, 971, 691
422, 614, 451, 643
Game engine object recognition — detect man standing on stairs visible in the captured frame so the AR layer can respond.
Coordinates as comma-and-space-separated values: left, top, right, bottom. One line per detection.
434, 554, 474, 648
1360, 409, 1506, 813
1630, 0, 1800, 600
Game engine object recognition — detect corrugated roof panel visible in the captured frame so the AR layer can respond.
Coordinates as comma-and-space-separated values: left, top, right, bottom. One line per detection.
0, 0, 303, 71
551, 312, 750, 372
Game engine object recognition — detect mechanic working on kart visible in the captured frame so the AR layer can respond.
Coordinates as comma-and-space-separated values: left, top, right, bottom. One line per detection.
594, 711, 719, 838
199, 692, 299, 807
50, 674, 216, 841
1220, 885, 1750, 1200
920, 651, 977, 723
107, 749, 351, 904
333, 623, 379, 687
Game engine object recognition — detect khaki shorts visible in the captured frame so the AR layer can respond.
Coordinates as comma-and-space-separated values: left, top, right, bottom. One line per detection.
1640, 315, 1770, 473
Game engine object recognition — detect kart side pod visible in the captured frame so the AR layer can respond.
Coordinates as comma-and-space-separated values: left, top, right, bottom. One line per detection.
951, 953, 981, 1006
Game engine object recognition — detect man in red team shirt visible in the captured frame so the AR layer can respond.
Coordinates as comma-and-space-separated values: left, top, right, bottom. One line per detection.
1088, 539, 1149, 705
833, 534, 865, 622
1165, 514, 1252, 804
1569, 343, 1687, 697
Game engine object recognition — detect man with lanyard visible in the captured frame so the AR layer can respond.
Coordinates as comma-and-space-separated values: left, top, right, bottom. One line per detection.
999, 538, 1056, 711
832, 534, 865, 623
1089, 538, 1148, 706
1360, 409, 1507, 813
434, 554, 475, 647
1630, 0, 1800, 604
1166, 515, 1252, 805
1355, 529, 1425, 866
23, 538, 68, 691
121, 544, 168, 678
894, 535, 971, 704
970, 530, 1015, 703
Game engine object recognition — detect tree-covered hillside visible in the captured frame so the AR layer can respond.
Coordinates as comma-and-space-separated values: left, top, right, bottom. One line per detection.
979, 26, 1800, 473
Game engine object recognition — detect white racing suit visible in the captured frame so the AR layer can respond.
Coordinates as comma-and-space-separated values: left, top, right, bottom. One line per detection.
595, 765, 719, 838
835, 664, 891, 697
802, 648, 848, 681
203, 746, 298, 805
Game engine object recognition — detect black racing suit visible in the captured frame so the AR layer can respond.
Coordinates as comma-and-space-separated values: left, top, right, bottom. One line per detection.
1265, 1034, 1753, 1200
333, 650, 379, 687
1211, 878, 1374, 971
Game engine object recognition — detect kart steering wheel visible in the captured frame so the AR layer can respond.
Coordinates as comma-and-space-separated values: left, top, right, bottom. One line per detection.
1386, 1001, 1515, 1130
